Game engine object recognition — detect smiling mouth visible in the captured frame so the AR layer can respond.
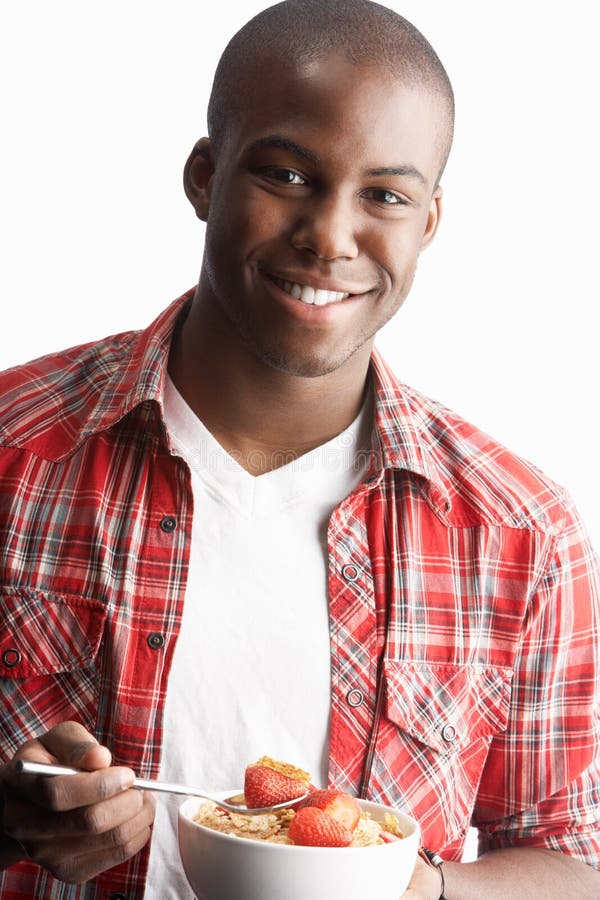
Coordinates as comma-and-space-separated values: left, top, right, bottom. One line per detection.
268, 274, 355, 306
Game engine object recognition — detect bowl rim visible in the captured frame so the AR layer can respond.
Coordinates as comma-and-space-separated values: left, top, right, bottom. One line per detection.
178, 794, 420, 854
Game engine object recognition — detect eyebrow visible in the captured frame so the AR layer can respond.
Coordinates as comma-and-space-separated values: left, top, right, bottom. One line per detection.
366, 165, 426, 185
245, 134, 426, 185
245, 135, 320, 164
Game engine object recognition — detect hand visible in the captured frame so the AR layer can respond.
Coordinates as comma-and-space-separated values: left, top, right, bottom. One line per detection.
0, 721, 156, 883
400, 852, 443, 900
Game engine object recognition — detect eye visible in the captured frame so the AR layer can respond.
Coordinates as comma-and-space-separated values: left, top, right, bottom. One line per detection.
260, 167, 308, 185
363, 188, 407, 206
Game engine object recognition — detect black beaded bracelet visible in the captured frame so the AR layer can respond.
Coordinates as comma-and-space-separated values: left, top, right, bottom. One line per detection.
419, 847, 447, 899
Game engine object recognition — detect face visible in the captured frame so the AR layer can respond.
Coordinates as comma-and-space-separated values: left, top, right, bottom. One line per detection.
185, 53, 445, 379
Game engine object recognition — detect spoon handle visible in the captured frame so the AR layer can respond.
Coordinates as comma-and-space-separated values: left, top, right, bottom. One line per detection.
16, 761, 80, 777
15, 760, 208, 799
131, 775, 208, 798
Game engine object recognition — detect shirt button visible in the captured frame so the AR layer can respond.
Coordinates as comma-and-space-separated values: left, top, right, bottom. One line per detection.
147, 632, 165, 650
160, 515, 177, 533
441, 724, 457, 744
2, 648, 22, 668
346, 688, 364, 708
341, 564, 360, 582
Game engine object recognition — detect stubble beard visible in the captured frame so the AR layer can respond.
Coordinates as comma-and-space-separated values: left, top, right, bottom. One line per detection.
203, 253, 413, 380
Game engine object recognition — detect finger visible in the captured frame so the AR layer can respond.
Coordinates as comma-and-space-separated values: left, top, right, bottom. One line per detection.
13, 791, 155, 863
4, 764, 141, 833
36, 721, 112, 770
30, 806, 154, 885
4, 779, 145, 841
6, 757, 135, 812
7, 723, 112, 782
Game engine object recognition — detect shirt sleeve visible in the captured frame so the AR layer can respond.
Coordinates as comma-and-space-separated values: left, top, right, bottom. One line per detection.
473, 497, 600, 868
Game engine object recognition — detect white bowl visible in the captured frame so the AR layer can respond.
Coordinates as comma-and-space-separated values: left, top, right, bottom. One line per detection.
178, 791, 420, 900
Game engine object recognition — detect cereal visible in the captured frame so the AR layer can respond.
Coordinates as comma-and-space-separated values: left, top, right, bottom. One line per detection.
194, 802, 402, 847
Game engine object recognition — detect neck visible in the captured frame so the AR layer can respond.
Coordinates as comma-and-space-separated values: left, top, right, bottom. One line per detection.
168, 287, 372, 475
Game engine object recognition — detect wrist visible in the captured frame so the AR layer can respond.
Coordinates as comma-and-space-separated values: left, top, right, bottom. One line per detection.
419, 847, 446, 899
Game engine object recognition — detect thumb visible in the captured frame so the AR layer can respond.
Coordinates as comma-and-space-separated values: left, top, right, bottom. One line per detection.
70, 741, 112, 771
40, 721, 112, 771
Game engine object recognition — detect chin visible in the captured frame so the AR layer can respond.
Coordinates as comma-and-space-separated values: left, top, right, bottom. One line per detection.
252, 342, 354, 379
261, 351, 340, 379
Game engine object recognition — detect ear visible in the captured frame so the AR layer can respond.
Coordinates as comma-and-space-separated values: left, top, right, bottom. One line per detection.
183, 137, 215, 221
420, 186, 443, 251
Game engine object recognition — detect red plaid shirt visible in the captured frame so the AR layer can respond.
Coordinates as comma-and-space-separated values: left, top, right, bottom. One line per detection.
1, 290, 599, 898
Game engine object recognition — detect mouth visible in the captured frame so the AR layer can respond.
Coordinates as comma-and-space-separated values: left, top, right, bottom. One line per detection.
266, 274, 364, 307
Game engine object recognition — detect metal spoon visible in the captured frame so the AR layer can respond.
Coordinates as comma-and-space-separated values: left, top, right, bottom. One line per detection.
15, 760, 308, 815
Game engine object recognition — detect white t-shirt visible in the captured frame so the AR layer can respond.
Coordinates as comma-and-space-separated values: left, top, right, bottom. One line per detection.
143, 377, 372, 898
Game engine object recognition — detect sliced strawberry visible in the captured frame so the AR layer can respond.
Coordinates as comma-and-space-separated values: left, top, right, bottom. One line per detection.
298, 789, 361, 832
289, 806, 353, 847
244, 764, 307, 809
379, 830, 401, 843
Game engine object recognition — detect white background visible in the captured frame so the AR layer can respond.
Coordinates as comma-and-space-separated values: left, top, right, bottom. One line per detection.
1, 0, 598, 860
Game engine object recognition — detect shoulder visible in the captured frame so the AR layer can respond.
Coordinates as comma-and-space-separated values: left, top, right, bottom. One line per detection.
0, 328, 140, 457
395, 380, 571, 534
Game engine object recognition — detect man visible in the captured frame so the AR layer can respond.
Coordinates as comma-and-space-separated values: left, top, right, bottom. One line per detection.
1, 1, 599, 898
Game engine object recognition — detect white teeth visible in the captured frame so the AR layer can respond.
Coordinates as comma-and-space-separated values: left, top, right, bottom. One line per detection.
272, 275, 352, 305
300, 285, 315, 304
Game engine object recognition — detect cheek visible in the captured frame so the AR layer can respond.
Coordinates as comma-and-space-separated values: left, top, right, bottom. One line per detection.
244, 191, 294, 242
219, 174, 291, 231
378, 223, 428, 281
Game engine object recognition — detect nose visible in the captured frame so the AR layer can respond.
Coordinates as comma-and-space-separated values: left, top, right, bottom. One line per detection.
290, 192, 359, 260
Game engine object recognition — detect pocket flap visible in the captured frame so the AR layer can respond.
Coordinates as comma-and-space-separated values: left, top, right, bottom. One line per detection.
384, 660, 512, 754
0, 587, 108, 678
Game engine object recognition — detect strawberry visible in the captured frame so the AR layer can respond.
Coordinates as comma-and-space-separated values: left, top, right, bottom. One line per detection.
379, 830, 401, 843
244, 764, 308, 808
298, 789, 361, 832
288, 806, 353, 847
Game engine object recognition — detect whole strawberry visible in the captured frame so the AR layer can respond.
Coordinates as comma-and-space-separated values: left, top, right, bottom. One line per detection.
244, 764, 308, 808
288, 806, 354, 847
298, 789, 361, 832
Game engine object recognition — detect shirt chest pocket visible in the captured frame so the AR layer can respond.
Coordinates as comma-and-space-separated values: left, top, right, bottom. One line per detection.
384, 659, 512, 754
0, 587, 108, 758
377, 660, 512, 849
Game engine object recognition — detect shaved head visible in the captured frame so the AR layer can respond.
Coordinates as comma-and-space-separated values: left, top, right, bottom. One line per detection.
207, 0, 454, 182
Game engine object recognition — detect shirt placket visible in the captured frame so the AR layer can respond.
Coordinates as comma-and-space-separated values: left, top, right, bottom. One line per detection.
96, 426, 193, 899
326, 486, 381, 796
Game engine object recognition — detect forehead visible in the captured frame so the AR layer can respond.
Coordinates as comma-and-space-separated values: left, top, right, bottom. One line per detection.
224, 52, 445, 183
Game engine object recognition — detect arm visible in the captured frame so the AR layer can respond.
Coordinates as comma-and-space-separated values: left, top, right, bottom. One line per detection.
442, 847, 600, 898
402, 846, 600, 899
0, 721, 155, 882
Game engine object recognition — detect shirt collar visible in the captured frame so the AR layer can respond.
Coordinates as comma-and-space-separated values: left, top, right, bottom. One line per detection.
368, 350, 452, 510
79, 289, 193, 443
